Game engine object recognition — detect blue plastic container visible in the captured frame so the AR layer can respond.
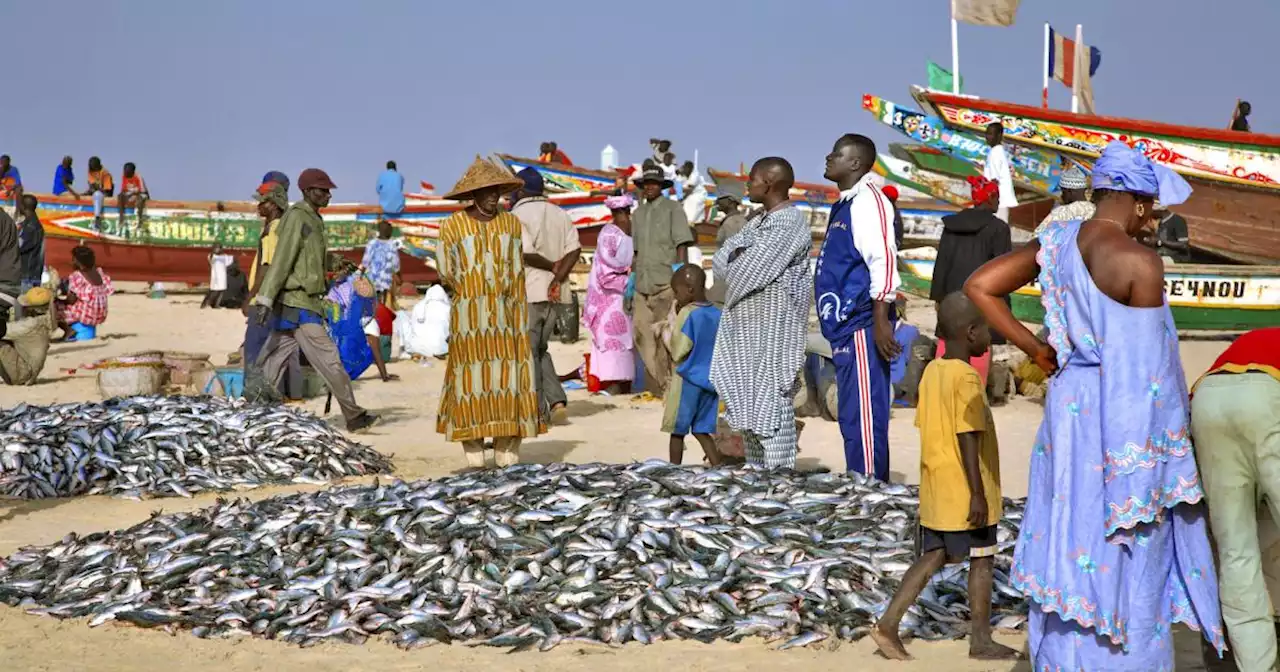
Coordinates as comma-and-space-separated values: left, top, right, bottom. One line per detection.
205, 366, 245, 398
69, 322, 97, 341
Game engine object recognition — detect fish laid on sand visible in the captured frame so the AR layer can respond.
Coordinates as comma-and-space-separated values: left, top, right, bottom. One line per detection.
0, 396, 394, 499
0, 461, 1027, 651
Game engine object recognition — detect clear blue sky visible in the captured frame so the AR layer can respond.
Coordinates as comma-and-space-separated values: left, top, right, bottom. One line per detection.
3, 0, 1274, 201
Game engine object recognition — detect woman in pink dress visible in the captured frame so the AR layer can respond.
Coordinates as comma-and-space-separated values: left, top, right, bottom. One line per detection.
581, 194, 636, 394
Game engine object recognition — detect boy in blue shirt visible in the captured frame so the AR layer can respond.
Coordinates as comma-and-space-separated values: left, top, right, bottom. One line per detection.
662, 264, 723, 466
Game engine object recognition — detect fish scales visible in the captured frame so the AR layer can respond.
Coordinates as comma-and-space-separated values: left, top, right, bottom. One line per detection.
0, 460, 1028, 651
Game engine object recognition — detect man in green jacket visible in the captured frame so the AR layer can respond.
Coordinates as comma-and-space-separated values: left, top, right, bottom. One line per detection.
250, 168, 377, 432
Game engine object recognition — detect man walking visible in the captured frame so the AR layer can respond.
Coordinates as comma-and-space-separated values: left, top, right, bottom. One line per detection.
1190, 327, 1280, 672
250, 168, 378, 432
710, 158, 813, 468
982, 122, 1017, 223
818, 134, 901, 480
631, 166, 692, 395
376, 160, 405, 218
512, 167, 580, 422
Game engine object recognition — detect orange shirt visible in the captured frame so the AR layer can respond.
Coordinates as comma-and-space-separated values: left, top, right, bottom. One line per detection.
120, 174, 146, 194
88, 169, 114, 194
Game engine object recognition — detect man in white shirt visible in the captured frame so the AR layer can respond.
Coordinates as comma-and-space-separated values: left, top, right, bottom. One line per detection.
982, 122, 1018, 223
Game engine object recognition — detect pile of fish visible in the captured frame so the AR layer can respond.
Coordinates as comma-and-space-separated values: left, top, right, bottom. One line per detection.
0, 396, 394, 499
0, 462, 1027, 650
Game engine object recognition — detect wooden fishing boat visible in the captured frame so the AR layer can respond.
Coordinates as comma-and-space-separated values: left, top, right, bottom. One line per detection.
912, 87, 1280, 264
498, 155, 621, 194
874, 152, 971, 206
897, 248, 1280, 331
21, 191, 616, 286
863, 94, 1066, 196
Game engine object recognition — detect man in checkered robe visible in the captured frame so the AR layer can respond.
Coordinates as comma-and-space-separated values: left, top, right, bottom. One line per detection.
709, 158, 813, 468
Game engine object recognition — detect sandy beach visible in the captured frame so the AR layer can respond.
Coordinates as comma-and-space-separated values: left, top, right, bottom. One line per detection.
0, 290, 1233, 671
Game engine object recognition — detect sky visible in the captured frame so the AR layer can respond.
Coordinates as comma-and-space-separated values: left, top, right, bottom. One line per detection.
3, 0, 1276, 202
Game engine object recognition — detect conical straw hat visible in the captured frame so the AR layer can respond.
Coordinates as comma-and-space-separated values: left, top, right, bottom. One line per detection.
444, 156, 525, 201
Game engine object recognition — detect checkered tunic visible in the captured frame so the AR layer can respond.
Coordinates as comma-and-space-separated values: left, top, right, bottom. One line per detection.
709, 205, 813, 437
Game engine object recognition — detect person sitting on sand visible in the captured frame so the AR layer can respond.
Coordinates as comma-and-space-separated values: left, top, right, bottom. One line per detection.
662, 264, 723, 466
58, 246, 112, 341
0, 287, 56, 385
870, 292, 1019, 662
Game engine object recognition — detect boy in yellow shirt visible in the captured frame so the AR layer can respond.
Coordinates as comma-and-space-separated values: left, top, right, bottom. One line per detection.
871, 292, 1019, 662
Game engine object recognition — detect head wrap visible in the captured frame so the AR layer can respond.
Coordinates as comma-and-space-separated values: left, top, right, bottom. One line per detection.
967, 175, 999, 206
1091, 141, 1192, 206
1059, 165, 1088, 191
605, 194, 635, 211
254, 182, 289, 211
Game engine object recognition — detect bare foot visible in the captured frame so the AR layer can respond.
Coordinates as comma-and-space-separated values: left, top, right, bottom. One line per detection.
969, 639, 1021, 660
870, 623, 913, 661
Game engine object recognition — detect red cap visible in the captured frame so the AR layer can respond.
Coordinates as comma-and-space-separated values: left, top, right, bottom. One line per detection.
298, 168, 337, 191
881, 184, 899, 201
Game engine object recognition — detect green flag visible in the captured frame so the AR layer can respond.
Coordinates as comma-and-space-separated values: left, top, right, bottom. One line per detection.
927, 61, 964, 93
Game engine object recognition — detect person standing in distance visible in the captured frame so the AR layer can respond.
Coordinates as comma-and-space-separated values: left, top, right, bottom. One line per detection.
818, 134, 902, 480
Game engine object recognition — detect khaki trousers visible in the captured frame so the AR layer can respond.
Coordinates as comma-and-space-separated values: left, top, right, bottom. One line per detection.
461, 438, 522, 468
257, 322, 364, 424
527, 302, 567, 416
1192, 372, 1280, 672
633, 287, 674, 396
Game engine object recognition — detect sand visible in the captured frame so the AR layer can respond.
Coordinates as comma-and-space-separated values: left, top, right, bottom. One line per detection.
0, 291, 1233, 671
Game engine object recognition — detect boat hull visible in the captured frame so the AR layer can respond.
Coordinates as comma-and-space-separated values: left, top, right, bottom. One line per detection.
898, 253, 1280, 331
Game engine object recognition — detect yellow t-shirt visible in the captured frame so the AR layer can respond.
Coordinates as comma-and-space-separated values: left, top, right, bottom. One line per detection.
915, 358, 1003, 531
249, 223, 280, 290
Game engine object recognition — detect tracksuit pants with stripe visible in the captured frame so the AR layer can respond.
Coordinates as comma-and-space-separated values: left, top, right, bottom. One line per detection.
831, 324, 891, 481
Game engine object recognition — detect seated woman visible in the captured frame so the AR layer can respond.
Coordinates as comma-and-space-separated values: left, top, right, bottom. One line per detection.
58, 246, 113, 341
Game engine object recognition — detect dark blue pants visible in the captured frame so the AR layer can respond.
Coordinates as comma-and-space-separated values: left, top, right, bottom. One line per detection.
832, 324, 891, 481
244, 319, 302, 398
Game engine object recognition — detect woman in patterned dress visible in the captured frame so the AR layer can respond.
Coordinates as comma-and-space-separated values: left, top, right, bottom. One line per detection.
581, 194, 636, 395
964, 142, 1225, 670
435, 157, 543, 469
58, 246, 113, 341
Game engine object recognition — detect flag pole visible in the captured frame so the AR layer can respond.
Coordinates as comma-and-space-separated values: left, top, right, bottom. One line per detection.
950, 0, 960, 94
1071, 24, 1082, 113
1042, 23, 1050, 109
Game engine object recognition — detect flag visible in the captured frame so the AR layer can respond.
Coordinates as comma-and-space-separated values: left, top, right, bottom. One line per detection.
1048, 26, 1102, 114
927, 61, 964, 93
1048, 26, 1102, 89
952, 0, 1021, 26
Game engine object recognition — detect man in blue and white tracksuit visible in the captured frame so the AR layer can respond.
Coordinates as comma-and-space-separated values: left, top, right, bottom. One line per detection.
816, 134, 902, 481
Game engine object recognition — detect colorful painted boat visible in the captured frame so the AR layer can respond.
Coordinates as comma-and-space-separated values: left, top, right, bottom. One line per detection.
19, 191, 616, 286
911, 87, 1280, 264
498, 155, 621, 194
874, 153, 971, 206
863, 94, 1065, 196
897, 248, 1280, 331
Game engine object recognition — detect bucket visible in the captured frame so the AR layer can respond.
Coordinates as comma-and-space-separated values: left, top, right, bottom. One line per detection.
96, 362, 166, 398
163, 351, 212, 386
204, 366, 245, 398
69, 323, 97, 341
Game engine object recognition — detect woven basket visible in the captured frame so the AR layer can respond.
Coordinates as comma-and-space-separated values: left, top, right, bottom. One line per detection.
162, 351, 212, 385
97, 362, 167, 398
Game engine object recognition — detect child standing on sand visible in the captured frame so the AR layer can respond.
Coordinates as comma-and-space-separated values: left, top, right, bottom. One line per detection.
870, 292, 1019, 662
662, 264, 723, 466
203, 244, 235, 309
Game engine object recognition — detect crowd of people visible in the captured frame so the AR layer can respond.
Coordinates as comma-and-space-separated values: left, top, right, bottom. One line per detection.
1, 154, 150, 232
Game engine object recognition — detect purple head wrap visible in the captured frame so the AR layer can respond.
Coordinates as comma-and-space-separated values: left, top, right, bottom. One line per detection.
605, 194, 635, 211
1091, 141, 1192, 206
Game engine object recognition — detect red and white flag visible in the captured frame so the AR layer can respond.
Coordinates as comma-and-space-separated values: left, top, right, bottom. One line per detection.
952, 0, 1021, 26
1048, 26, 1102, 90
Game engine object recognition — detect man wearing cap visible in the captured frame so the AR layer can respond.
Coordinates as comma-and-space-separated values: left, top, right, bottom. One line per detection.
0, 287, 55, 385
707, 194, 746, 306
244, 181, 301, 400
1035, 164, 1095, 235
631, 166, 693, 395
250, 168, 378, 432
512, 167, 580, 423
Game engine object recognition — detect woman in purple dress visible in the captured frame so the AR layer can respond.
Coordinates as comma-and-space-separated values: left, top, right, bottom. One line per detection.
965, 142, 1225, 670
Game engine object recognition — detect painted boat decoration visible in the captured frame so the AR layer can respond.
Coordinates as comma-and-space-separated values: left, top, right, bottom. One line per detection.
913, 86, 1280, 191
898, 248, 1280, 331
21, 191, 617, 285
498, 155, 620, 194
910, 88, 1280, 264
863, 94, 1064, 196
874, 153, 971, 206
